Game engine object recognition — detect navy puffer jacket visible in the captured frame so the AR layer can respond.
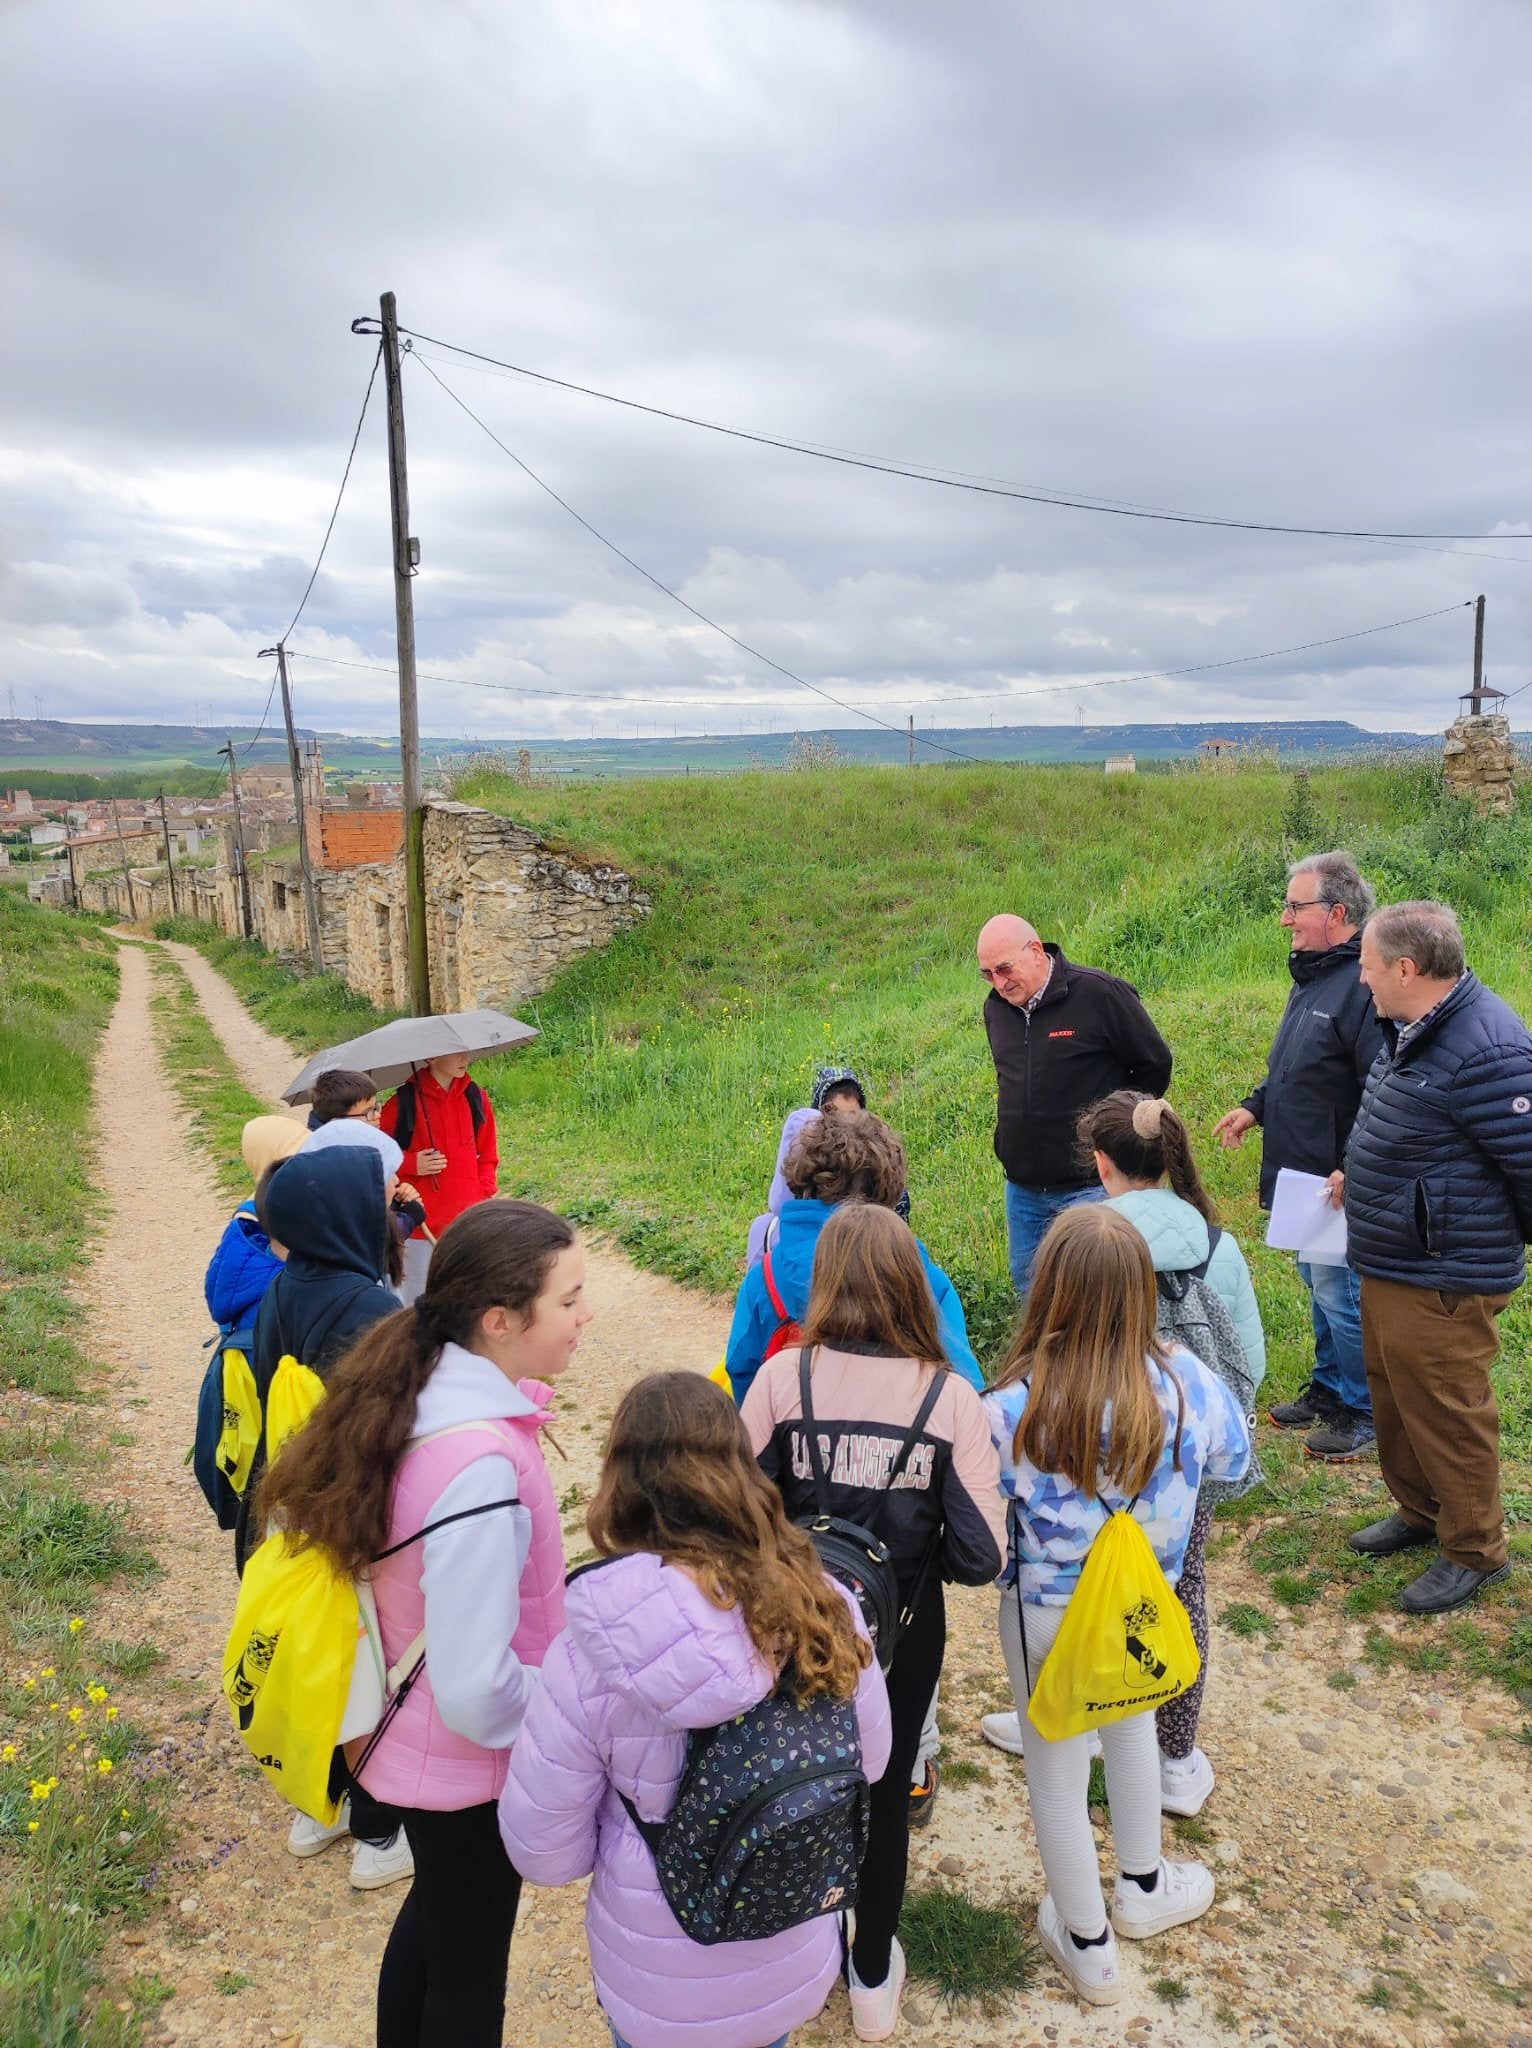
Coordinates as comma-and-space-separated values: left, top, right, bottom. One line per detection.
1344, 972, 1532, 1295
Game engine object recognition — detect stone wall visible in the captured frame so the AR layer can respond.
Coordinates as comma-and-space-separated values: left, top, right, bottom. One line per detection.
1443, 713, 1516, 815
73, 797, 650, 1014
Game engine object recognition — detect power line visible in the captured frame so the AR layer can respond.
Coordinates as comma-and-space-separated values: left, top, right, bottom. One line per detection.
387, 322, 1532, 546
406, 352, 990, 765
287, 649, 794, 710
868, 601, 1474, 708
277, 343, 384, 646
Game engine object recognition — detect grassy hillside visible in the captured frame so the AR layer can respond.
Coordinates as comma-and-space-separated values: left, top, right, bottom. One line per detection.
455, 757, 1531, 1385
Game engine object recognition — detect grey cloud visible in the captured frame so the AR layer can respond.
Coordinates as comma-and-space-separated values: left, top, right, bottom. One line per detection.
2, 0, 1529, 741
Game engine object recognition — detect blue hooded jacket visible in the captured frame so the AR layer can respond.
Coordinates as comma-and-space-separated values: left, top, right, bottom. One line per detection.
204, 1203, 282, 1335
725, 1198, 984, 1407
234, 1148, 401, 1573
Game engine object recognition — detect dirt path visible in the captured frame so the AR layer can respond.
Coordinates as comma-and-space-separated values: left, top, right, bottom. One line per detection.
88, 941, 1531, 2048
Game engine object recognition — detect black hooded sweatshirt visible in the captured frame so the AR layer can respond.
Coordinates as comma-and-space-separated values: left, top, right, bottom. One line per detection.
234, 1147, 400, 1571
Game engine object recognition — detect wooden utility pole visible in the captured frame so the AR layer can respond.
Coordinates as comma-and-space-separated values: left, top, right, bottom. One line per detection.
156, 787, 179, 915
223, 739, 253, 938
267, 644, 325, 972
108, 796, 139, 923
380, 290, 430, 1015
908, 714, 915, 769
1471, 593, 1487, 710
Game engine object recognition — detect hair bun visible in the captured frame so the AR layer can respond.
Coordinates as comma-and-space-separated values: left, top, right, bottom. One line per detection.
1131, 1097, 1167, 1141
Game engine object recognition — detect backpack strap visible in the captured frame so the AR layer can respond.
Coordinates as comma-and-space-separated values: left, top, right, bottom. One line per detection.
1189, 1223, 1222, 1284
391, 1079, 417, 1154
796, 1345, 948, 1541
466, 1081, 486, 1134
762, 1243, 791, 1328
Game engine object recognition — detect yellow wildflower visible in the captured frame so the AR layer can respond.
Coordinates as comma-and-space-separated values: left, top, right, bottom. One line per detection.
1, 1743, 17, 1763
39, 1668, 55, 1680
68, 1617, 85, 1634
21, 1678, 36, 1691
67, 1706, 84, 1725
87, 1685, 108, 1705
29, 1779, 56, 1801
48, 1703, 60, 1714
96, 1757, 114, 1776
27, 1821, 39, 1834
105, 1706, 119, 1722
120, 1808, 130, 1820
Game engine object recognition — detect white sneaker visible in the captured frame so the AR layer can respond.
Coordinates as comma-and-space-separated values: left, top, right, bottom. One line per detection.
1110, 1857, 1215, 1939
848, 1934, 906, 2041
1036, 1893, 1123, 2006
981, 1710, 1025, 1755
1159, 1747, 1215, 1816
349, 1830, 415, 1891
286, 1804, 350, 1859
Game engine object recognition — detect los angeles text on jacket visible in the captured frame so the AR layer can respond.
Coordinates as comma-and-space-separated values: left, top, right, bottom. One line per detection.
985, 946, 1173, 1191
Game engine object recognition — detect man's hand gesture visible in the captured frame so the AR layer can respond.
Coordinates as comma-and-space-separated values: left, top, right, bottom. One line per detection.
1213, 1107, 1257, 1150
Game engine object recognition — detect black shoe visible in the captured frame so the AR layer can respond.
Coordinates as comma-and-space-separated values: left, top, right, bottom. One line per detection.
1268, 1380, 1338, 1431
1399, 1558, 1510, 1616
1347, 1513, 1437, 1557
1304, 1412, 1377, 1463
908, 1760, 940, 1830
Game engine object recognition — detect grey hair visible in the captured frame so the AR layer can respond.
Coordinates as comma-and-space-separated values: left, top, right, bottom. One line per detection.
1368, 901, 1466, 980
1287, 849, 1375, 927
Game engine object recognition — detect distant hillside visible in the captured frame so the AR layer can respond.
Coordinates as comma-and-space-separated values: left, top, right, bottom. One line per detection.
0, 714, 1446, 785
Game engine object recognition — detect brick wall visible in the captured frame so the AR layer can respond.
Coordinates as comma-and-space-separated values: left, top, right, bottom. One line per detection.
319, 808, 405, 870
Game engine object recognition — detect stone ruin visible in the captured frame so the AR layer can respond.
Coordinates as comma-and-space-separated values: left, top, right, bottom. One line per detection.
1443, 713, 1517, 816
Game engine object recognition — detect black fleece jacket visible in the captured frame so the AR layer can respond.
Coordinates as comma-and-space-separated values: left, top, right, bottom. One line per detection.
985, 945, 1173, 1191
1241, 937, 1382, 1207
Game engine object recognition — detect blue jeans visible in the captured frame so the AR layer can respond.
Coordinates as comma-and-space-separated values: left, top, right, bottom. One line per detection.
613, 2037, 788, 2048
1296, 1257, 1371, 1418
1005, 1181, 1105, 1295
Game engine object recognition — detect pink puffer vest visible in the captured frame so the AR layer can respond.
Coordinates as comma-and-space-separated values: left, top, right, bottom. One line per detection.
358, 1406, 566, 1810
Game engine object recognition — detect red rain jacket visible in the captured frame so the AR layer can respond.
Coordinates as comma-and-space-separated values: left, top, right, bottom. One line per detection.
381, 1068, 499, 1239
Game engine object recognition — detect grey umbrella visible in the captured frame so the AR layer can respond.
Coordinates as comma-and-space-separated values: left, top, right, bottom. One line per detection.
282, 1008, 539, 1105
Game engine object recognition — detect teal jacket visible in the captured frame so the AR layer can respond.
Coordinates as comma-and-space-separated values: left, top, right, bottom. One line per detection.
1106, 1188, 1266, 1388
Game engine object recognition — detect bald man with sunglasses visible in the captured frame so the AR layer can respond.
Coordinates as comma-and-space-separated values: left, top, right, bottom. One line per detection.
977, 915, 1173, 1294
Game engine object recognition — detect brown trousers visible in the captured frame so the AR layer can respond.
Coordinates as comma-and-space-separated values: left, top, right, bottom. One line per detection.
1360, 1274, 1511, 1573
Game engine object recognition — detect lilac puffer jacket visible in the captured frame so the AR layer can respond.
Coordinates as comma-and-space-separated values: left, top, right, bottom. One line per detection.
499, 1550, 892, 2048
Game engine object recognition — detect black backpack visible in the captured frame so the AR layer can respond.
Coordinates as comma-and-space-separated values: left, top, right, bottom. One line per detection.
619, 1673, 869, 1946
794, 1347, 947, 1671
390, 1077, 486, 1153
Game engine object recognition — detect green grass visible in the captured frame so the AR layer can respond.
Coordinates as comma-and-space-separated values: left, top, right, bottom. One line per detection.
897, 1883, 1037, 2010
144, 947, 273, 1198
0, 897, 169, 2045
1153, 1976, 1191, 2005
152, 914, 394, 1053
1219, 1601, 1278, 1640
175, 755, 1532, 1704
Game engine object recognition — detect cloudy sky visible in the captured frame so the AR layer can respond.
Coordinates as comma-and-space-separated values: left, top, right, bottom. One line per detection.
3, 0, 1529, 745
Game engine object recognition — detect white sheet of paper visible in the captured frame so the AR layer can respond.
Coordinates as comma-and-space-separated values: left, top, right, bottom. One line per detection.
1265, 1167, 1349, 1266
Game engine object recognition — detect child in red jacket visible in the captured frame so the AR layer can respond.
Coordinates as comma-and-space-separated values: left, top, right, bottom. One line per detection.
381, 1054, 500, 1299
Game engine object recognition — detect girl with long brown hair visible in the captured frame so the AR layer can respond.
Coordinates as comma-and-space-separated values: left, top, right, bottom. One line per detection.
1079, 1090, 1265, 1819
260, 1197, 589, 2048
741, 1203, 1005, 2041
984, 1204, 1250, 2008
499, 1372, 891, 2048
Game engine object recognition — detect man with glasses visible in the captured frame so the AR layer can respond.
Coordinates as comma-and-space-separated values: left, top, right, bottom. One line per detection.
977, 913, 1172, 1294
1214, 851, 1381, 1460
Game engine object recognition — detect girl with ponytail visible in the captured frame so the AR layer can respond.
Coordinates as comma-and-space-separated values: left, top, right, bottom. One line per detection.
1079, 1091, 1264, 1825
260, 1199, 589, 2048
499, 1373, 893, 2048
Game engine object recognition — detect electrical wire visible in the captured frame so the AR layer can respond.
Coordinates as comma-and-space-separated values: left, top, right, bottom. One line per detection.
404, 342, 1532, 574
286, 649, 795, 710
867, 601, 1473, 707
407, 352, 990, 764
389, 322, 1532, 546
277, 343, 383, 646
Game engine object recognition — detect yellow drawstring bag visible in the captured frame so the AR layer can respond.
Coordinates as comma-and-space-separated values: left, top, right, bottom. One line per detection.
709, 1359, 734, 1399
216, 1345, 262, 1497
1023, 1505, 1201, 1742
264, 1354, 327, 1464
224, 1531, 359, 1823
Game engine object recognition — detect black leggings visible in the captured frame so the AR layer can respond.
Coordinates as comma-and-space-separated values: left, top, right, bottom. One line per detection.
851, 1581, 945, 1990
376, 1801, 521, 2048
